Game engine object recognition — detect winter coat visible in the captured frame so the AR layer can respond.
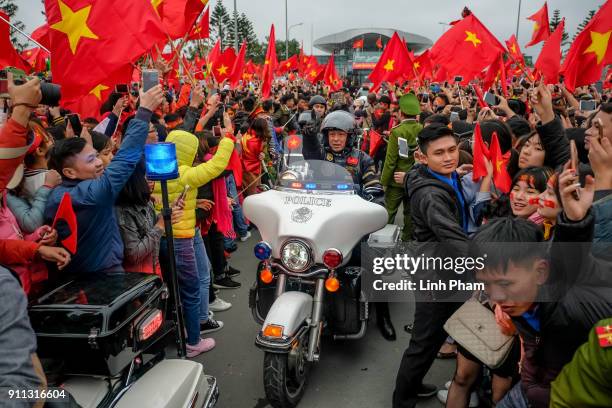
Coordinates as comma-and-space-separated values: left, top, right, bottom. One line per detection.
512, 211, 612, 408
152, 130, 233, 238
115, 202, 161, 274
44, 108, 153, 274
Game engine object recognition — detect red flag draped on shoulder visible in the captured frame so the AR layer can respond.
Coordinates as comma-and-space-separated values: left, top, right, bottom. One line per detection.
323, 54, 342, 92
561, 0, 612, 92
368, 32, 413, 91
534, 19, 564, 85
430, 13, 505, 83
229, 41, 247, 87
0, 11, 30, 70
525, 2, 550, 47
45, 0, 167, 101
52, 192, 78, 254
261, 24, 277, 98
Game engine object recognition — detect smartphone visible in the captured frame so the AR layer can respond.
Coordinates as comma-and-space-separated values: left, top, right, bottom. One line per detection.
178, 185, 191, 202
520, 79, 531, 90
454, 76, 463, 83
484, 92, 499, 106
443, 81, 449, 88
579, 99, 597, 112
398, 137, 409, 158
115, 84, 129, 94
213, 125, 222, 138
141, 69, 159, 93
450, 111, 460, 122
66, 113, 82, 136
594, 81, 603, 94
421, 93, 429, 103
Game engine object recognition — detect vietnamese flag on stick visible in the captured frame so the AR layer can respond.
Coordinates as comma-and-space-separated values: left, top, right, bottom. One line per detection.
230, 41, 247, 87
323, 54, 342, 92
368, 32, 413, 91
0, 11, 30, 71
261, 24, 278, 98
525, 2, 551, 47
52, 192, 78, 254
490, 132, 512, 193
472, 122, 491, 182
353, 38, 364, 49
505, 34, 525, 66
534, 19, 564, 85
561, 0, 612, 92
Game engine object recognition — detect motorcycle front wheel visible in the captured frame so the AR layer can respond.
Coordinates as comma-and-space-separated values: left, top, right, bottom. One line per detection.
263, 339, 309, 408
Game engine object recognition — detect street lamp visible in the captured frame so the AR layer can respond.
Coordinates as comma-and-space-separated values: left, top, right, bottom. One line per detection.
144, 143, 186, 358
287, 22, 304, 58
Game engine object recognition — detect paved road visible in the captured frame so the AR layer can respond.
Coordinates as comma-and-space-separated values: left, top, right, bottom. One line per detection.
193, 232, 455, 408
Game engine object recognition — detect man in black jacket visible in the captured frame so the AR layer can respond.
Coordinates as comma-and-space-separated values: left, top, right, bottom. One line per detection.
393, 124, 469, 408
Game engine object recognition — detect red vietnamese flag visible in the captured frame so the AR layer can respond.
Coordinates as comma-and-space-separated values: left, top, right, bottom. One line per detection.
0, 11, 30, 71
472, 123, 490, 182
430, 13, 505, 83
534, 19, 564, 85
242, 59, 257, 81
490, 132, 511, 193
212, 47, 236, 83
368, 129, 384, 157
414, 50, 434, 80
353, 38, 364, 49
472, 84, 488, 109
525, 2, 550, 47
31, 23, 51, 49
45, 0, 167, 101
20, 47, 50, 73
483, 52, 507, 96
278, 54, 299, 75
323, 54, 342, 92
186, 5, 209, 41
156, 0, 208, 40
207, 39, 221, 74
261, 24, 278, 98
368, 32, 413, 90
305, 64, 325, 84
376, 36, 383, 49
52, 192, 78, 254
229, 41, 247, 87
63, 64, 131, 119
561, 1, 612, 92
505, 35, 525, 67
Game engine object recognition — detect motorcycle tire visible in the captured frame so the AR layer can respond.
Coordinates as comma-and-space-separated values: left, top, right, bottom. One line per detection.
263, 352, 307, 408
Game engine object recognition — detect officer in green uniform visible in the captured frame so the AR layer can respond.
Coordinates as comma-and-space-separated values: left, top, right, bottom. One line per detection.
549, 317, 612, 408
380, 93, 422, 241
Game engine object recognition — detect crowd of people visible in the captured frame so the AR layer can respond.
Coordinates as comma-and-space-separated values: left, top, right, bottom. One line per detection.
1, 52, 611, 407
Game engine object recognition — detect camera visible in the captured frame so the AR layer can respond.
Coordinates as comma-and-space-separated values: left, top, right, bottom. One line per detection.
0, 67, 61, 106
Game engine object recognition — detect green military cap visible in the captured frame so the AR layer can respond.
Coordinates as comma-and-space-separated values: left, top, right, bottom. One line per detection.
399, 93, 421, 116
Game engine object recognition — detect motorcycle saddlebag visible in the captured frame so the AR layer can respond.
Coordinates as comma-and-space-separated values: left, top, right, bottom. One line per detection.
28, 272, 167, 377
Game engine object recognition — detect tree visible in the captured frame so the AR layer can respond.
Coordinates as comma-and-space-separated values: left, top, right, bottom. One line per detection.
573, 9, 596, 41
227, 12, 262, 61
275, 39, 300, 60
1, 0, 26, 51
549, 9, 569, 49
210, 0, 231, 49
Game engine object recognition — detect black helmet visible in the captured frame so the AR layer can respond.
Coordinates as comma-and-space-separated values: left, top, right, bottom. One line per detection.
320, 110, 358, 151
308, 95, 327, 108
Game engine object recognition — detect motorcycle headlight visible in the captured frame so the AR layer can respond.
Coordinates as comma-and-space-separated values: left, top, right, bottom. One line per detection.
280, 240, 312, 272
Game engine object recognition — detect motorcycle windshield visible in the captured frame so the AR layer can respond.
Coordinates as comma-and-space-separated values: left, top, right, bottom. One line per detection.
276, 159, 355, 193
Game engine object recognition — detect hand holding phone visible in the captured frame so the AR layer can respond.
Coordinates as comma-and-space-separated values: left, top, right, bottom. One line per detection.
142, 69, 160, 93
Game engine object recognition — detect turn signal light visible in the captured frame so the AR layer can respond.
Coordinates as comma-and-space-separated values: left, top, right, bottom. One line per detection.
325, 276, 340, 292
322, 248, 343, 269
263, 324, 284, 338
260, 268, 274, 284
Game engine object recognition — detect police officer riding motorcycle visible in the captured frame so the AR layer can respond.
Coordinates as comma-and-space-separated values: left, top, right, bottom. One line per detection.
301, 110, 397, 341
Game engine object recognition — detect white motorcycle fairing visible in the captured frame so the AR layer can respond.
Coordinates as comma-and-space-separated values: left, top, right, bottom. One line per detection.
243, 189, 388, 265
261, 292, 313, 338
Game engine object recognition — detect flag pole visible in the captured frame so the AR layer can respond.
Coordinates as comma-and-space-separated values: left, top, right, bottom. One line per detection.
0, 15, 50, 53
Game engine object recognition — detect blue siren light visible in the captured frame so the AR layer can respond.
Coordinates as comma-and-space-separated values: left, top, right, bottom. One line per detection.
144, 143, 179, 181
336, 184, 349, 190
305, 183, 317, 189
254, 241, 272, 260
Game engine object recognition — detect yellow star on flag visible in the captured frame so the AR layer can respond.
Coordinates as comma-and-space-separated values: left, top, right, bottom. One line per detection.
26, 51, 32, 56
89, 84, 109, 100
151, 0, 163, 15
583, 30, 611, 65
510, 44, 517, 54
286, 62, 291, 67
310, 70, 317, 77
50, 0, 99, 55
533, 22, 540, 32
264, 59, 270, 65
383, 59, 395, 72
464, 31, 482, 47
217, 64, 228, 75
495, 159, 504, 173
413, 61, 420, 69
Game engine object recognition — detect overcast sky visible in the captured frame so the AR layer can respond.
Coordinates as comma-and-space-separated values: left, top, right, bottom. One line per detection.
16, 0, 603, 58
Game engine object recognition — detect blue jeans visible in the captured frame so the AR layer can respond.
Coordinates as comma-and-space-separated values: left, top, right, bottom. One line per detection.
160, 236, 201, 346
194, 228, 210, 322
496, 382, 529, 408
